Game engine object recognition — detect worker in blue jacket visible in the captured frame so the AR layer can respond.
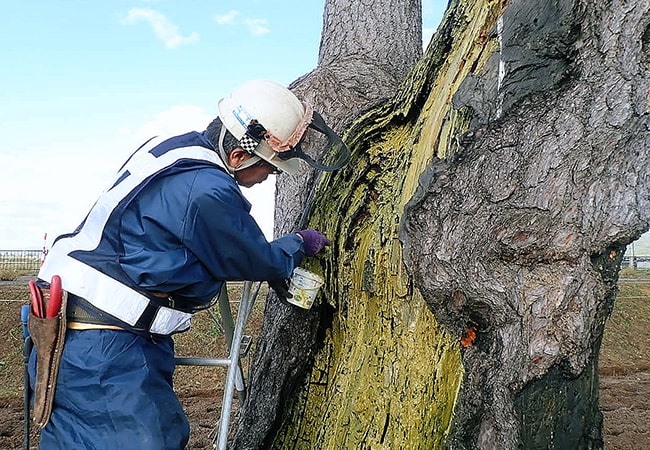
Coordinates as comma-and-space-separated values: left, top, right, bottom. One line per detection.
30, 80, 348, 449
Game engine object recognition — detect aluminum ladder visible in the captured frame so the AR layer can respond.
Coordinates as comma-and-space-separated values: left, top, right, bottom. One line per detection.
175, 281, 261, 450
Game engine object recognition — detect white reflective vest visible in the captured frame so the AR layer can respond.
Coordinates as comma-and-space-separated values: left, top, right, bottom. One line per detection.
39, 137, 223, 335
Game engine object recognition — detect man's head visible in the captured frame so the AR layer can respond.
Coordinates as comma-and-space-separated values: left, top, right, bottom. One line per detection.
216, 80, 305, 176
217, 80, 351, 175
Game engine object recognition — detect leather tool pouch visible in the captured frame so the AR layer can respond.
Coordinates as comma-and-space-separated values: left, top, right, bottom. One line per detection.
28, 290, 67, 428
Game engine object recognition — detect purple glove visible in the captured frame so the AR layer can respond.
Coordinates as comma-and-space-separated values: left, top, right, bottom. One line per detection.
297, 230, 331, 256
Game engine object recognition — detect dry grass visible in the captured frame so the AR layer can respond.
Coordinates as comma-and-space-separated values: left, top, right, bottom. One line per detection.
599, 269, 650, 375
0, 275, 647, 449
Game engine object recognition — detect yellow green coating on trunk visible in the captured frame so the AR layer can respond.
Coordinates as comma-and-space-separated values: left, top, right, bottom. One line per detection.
273, 1, 504, 448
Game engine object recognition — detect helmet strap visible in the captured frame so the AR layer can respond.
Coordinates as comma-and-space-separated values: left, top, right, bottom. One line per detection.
217, 126, 235, 174
217, 125, 262, 173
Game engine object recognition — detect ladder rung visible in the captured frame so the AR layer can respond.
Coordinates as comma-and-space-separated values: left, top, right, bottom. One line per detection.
174, 357, 230, 367
175, 335, 253, 366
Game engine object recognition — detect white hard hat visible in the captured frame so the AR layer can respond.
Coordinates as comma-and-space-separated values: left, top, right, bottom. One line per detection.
218, 80, 303, 175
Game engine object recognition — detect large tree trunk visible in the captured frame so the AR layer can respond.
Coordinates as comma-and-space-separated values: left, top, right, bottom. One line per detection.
235, 0, 650, 448
234, 1, 423, 448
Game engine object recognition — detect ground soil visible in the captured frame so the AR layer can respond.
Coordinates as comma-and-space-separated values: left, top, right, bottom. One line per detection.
0, 277, 648, 449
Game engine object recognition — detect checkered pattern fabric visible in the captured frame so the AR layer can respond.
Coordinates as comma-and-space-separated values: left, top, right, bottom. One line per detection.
239, 134, 259, 154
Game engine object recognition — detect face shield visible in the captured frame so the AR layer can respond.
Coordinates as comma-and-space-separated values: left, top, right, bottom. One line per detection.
244, 103, 351, 172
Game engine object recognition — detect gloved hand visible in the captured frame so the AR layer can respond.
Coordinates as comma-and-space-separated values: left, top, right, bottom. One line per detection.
268, 279, 292, 300
296, 230, 331, 256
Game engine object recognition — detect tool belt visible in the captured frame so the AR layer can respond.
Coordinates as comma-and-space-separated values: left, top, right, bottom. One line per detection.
28, 288, 67, 428
64, 290, 192, 337
66, 299, 124, 329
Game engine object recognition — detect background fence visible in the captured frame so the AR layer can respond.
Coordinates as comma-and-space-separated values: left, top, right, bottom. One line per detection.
1, 250, 648, 274
0, 250, 43, 273
622, 255, 650, 270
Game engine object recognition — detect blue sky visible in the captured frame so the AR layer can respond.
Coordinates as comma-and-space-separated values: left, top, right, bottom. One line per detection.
0, 1, 445, 250
2, 1, 647, 254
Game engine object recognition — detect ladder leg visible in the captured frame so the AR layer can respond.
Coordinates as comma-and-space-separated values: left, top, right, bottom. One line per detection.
218, 286, 245, 393
215, 281, 259, 450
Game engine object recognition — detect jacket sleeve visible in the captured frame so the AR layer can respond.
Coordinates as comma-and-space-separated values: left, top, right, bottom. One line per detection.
181, 169, 305, 281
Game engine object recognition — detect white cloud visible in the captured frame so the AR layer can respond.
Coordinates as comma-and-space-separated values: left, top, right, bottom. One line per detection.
214, 10, 270, 36
0, 151, 121, 249
122, 8, 199, 49
245, 18, 270, 36
0, 104, 276, 249
215, 10, 239, 25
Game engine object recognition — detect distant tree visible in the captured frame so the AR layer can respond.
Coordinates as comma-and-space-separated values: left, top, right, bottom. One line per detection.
235, 0, 650, 448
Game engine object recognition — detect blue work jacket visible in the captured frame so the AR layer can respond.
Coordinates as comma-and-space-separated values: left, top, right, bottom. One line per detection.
40, 131, 304, 324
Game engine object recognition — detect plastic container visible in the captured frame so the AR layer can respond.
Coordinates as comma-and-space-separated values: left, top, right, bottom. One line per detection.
287, 267, 324, 309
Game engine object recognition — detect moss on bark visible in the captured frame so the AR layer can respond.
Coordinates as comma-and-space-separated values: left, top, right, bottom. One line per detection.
270, 1, 508, 447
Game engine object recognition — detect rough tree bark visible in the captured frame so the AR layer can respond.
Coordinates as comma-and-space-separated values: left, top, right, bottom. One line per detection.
235, 0, 650, 449
403, 0, 650, 448
234, 1, 423, 448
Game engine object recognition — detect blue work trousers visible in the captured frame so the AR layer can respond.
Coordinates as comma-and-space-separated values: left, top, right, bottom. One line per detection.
29, 329, 189, 450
